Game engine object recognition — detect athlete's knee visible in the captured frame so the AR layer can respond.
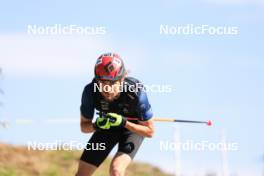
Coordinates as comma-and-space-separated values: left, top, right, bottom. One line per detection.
110, 166, 125, 176
75, 170, 91, 176
75, 170, 94, 176
75, 172, 84, 176
76, 160, 97, 176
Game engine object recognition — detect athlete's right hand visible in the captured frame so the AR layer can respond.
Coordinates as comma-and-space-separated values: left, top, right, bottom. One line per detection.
93, 116, 111, 130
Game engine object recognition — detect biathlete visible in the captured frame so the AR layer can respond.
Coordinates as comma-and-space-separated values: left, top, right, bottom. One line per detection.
76, 53, 155, 176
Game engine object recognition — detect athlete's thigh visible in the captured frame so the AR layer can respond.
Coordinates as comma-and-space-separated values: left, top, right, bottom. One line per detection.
80, 130, 120, 167
117, 130, 144, 159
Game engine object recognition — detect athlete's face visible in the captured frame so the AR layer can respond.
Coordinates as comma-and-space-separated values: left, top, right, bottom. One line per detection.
97, 79, 123, 102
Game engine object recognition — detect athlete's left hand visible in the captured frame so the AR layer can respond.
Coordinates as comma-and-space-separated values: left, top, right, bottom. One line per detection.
106, 113, 127, 127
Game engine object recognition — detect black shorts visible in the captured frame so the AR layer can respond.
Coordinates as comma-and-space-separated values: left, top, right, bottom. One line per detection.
80, 129, 144, 167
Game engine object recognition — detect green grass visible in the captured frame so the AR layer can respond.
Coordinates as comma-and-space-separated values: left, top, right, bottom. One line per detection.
0, 167, 18, 176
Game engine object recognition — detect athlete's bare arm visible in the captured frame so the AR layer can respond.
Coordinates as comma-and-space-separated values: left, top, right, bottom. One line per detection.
125, 119, 154, 138
80, 115, 95, 133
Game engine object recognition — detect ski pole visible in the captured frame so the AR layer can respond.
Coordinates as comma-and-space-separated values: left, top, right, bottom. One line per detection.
126, 117, 212, 126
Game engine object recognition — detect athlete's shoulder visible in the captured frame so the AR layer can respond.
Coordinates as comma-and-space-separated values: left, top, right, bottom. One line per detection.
83, 79, 96, 93
81, 79, 96, 119
124, 77, 145, 94
124, 77, 152, 120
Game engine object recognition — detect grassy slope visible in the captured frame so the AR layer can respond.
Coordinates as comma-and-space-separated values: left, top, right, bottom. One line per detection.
0, 143, 171, 176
